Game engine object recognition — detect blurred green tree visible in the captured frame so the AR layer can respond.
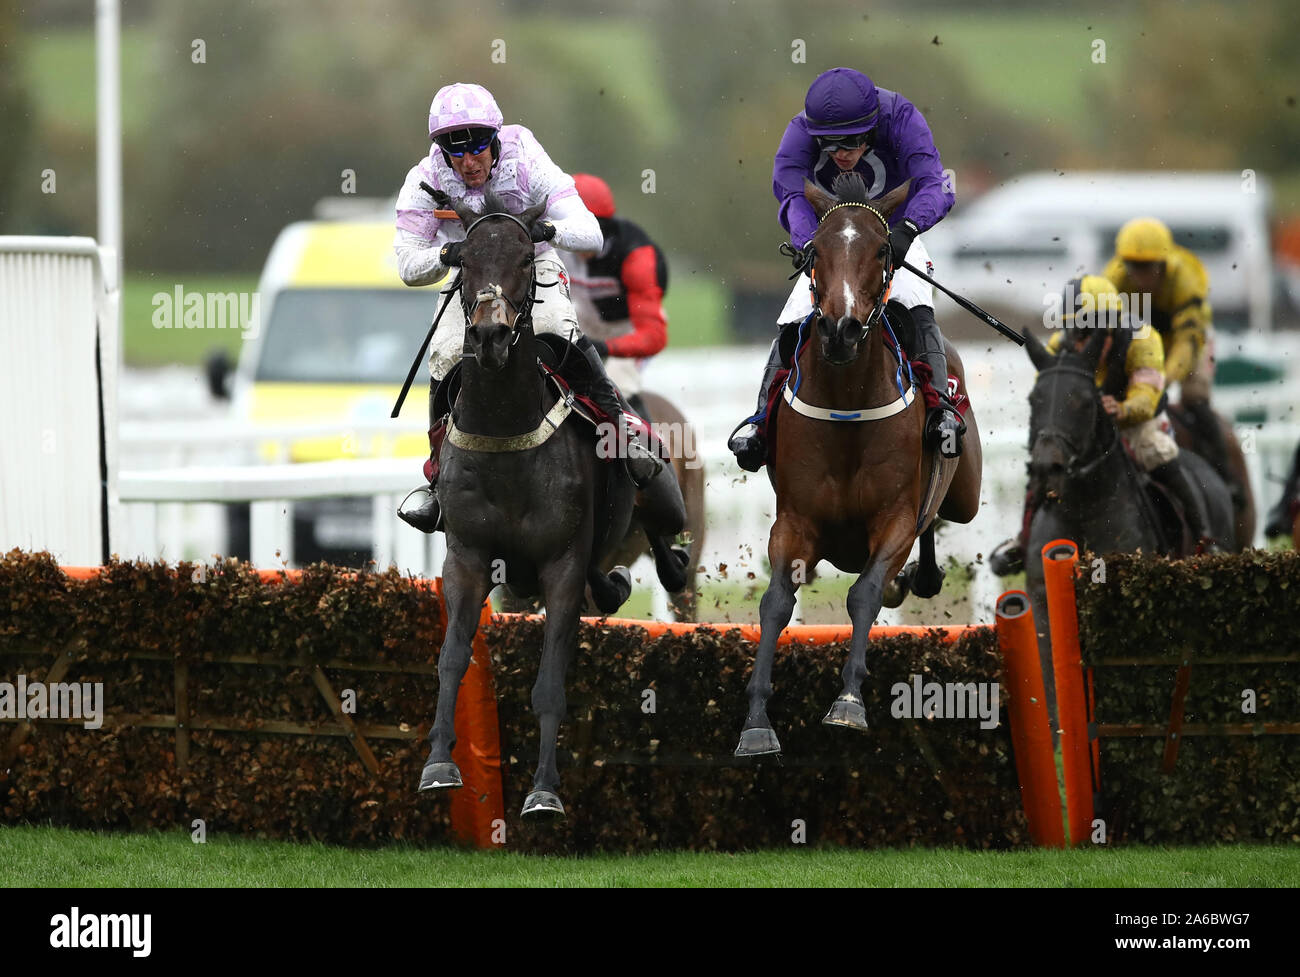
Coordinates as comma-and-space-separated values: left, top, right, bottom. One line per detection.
0, 0, 33, 227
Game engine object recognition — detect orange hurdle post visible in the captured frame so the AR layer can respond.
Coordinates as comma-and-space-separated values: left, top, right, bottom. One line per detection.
995, 590, 1065, 847
1041, 539, 1095, 846
435, 581, 506, 848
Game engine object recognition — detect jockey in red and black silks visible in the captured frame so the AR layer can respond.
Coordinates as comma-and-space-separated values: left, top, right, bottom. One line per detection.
560, 174, 669, 402
728, 66, 965, 472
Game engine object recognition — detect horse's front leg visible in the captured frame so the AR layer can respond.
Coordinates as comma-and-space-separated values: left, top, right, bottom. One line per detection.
418, 545, 491, 792
824, 519, 916, 732
520, 550, 588, 819
735, 512, 818, 756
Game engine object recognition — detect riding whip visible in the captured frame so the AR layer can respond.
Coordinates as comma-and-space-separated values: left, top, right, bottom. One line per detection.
391, 277, 461, 418
899, 259, 1026, 346
391, 182, 467, 418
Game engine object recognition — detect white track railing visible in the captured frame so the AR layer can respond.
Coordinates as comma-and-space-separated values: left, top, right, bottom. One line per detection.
1, 236, 120, 566
118, 458, 444, 577
115, 345, 1300, 624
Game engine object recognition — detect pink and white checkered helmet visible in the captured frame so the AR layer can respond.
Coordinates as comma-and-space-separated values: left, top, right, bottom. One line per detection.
428, 83, 504, 139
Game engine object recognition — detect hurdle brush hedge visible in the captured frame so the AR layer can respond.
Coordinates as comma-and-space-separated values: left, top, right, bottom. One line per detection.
1, 551, 454, 845
1, 550, 1027, 851
1073, 550, 1300, 844
488, 619, 1024, 852
1075, 549, 1300, 653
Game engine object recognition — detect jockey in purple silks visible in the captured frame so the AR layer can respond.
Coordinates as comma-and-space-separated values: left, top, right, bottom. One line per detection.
393, 82, 663, 534
728, 67, 965, 470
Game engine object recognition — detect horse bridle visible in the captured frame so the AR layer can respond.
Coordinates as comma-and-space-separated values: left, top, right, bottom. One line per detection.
456, 211, 558, 339
1030, 362, 1120, 481
797, 201, 897, 329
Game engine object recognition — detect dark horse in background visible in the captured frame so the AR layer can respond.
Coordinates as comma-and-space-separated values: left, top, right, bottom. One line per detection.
1020, 329, 1239, 717
736, 173, 983, 756
416, 190, 685, 818
1167, 403, 1256, 552
606, 390, 706, 620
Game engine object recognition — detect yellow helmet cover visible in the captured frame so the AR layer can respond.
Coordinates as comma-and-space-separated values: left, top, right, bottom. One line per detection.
1115, 217, 1174, 263
1061, 274, 1125, 331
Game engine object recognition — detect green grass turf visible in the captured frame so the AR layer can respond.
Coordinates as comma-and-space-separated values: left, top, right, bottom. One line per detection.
1, 825, 1295, 887
23, 25, 159, 136
862, 9, 1138, 126
23, 15, 1124, 152
605, 556, 975, 625
23, 15, 1300, 220
122, 272, 261, 367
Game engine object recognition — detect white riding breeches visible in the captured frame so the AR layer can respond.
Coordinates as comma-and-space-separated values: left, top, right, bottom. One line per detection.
604, 356, 644, 397
1125, 412, 1181, 472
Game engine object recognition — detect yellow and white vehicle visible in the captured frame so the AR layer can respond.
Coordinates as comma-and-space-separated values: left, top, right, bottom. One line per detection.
220, 217, 446, 562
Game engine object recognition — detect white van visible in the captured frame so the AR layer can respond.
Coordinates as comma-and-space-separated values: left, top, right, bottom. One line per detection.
211, 216, 446, 563
923, 171, 1274, 333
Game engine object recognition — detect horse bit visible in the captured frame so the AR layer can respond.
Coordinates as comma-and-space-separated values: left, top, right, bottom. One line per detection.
783, 200, 898, 330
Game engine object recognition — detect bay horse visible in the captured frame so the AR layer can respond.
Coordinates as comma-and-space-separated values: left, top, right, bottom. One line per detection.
736, 173, 983, 756
416, 190, 653, 819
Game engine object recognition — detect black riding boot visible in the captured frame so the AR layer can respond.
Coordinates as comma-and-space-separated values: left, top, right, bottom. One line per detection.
1265, 440, 1300, 537
727, 333, 788, 472
573, 334, 662, 487
912, 305, 965, 458
398, 380, 447, 534
574, 336, 690, 588
1153, 456, 1222, 553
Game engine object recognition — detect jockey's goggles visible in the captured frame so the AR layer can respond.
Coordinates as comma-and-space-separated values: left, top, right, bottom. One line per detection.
434, 127, 497, 157
816, 131, 871, 153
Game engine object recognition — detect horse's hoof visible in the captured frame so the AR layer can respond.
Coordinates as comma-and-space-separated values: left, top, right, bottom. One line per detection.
881, 568, 911, 608
591, 566, 633, 615
655, 545, 691, 593
417, 760, 463, 792
609, 566, 633, 603
521, 789, 566, 819
822, 694, 869, 732
734, 726, 782, 757
910, 566, 945, 599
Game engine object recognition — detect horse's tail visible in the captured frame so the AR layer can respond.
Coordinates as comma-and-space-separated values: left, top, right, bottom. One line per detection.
587, 565, 632, 615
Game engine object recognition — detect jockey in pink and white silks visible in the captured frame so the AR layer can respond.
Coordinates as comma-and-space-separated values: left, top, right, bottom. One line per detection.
394, 83, 664, 534
728, 67, 966, 471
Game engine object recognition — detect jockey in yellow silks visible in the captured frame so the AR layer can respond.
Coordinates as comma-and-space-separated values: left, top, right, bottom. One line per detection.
1104, 217, 1238, 503
988, 276, 1221, 575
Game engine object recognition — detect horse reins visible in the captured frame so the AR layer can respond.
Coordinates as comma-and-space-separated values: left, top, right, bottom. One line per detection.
807, 201, 896, 329
457, 211, 561, 336
779, 198, 915, 423
1031, 362, 1121, 481
390, 209, 558, 418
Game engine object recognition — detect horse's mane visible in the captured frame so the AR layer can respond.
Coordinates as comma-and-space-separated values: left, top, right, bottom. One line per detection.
477, 187, 514, 217
830, 172, 872, 205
